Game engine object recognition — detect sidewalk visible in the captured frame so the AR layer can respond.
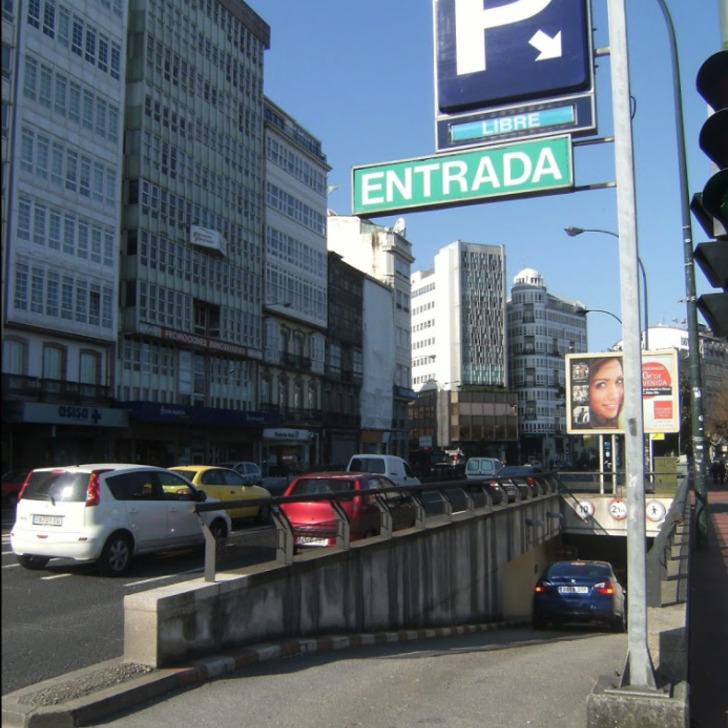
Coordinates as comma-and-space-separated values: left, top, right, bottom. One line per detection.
688, 484, 728, 728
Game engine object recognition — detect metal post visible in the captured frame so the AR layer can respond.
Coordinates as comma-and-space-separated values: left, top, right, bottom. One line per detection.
607, 0, 656, 689
654, 0, 708, 549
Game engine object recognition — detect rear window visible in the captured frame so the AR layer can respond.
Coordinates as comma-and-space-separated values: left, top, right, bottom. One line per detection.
21, 470, 90, 502
547, 562, 611, 579
349, 457, 384, 474
466, 459, 499, 473
290, 478, 355, 495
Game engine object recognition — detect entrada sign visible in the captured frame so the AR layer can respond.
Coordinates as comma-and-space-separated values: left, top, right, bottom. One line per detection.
352, 135, 573, 216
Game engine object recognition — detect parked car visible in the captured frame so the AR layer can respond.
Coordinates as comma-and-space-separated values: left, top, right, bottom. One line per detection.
281, 471, 417, 549
10, 464, 231, 575
1, 469, 30, 508
532, 559, 627, 632
497, 464, 542, 498
216, 461, 263, 485
169, 465, 271, 523
346, 454, 421, 487
464, 457, 502, 480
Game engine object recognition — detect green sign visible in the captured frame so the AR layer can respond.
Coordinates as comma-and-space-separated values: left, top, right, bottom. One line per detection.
352, 135, 573, 216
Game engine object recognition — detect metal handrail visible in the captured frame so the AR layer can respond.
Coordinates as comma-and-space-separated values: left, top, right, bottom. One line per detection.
192, 473, 560, 582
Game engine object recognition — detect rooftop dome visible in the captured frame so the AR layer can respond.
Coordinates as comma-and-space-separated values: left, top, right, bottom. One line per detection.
513, 267, 545, 287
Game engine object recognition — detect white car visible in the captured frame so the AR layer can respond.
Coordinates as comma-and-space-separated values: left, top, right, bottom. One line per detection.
10, 463, 231, 576
217, 461, 263, 485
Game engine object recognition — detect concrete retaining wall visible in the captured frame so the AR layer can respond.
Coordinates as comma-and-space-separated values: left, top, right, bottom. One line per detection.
124, 495, 560, 667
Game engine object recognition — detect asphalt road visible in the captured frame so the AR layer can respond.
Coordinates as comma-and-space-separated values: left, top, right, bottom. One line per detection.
1, 509, 277, 695
82, 625, 629, 728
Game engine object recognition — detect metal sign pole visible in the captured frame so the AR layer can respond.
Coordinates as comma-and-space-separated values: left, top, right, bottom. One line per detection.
606, 0, 656, 689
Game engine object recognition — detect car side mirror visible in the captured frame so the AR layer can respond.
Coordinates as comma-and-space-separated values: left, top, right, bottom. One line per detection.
195, 488, 207, 502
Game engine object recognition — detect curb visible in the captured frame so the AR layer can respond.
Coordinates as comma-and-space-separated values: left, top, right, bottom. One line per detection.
2, 620, 525, 727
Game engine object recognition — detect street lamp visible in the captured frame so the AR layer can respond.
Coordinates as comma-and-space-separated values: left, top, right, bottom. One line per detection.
565, 226, 650, 350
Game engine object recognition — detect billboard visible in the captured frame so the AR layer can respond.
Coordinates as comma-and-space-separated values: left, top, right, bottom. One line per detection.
565, 350, 680, 435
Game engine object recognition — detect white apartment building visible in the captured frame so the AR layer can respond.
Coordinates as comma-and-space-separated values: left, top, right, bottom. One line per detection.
327, 215, 416, 458
113, 0, 272, 467
412, 241, 508, 391
3, 0, 129, 467
410, 241, 517, 461
260, 98, 330, 474
506, 267, 588, 467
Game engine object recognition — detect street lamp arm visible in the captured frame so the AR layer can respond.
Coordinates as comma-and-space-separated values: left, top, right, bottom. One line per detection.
564, 226, 619, 239
565, 225, 649, 348
583, 308, 622, 324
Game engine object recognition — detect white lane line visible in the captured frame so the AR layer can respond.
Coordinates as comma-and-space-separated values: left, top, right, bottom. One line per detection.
125, 568, 202, 588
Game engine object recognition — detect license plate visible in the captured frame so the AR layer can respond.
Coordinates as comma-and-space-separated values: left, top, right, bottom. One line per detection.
559, 586, 589, 594
296, 536, 329, 546
32, 514, 63, 527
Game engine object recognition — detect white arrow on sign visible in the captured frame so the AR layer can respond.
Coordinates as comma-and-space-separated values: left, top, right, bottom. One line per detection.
529, 29, 562, 60
455, 0, 553, 75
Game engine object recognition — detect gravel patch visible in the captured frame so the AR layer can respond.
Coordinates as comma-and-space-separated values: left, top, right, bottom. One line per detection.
18, 663, 155, 706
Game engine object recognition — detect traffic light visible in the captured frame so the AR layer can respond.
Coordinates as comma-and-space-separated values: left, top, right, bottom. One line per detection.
692, 50, 728, 338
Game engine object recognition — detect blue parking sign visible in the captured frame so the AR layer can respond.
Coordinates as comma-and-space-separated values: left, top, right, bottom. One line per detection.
435, 0, 592, 112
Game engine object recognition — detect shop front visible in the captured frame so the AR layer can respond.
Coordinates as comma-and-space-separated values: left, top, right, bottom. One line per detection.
2, 401, 129, 470
260, 427, 314, 482
112, 402, 281, 467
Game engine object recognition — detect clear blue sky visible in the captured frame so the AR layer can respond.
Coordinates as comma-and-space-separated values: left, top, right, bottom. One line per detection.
256, 0, 723, 352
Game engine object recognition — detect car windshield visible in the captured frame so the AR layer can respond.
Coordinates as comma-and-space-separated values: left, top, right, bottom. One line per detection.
21, 470, 90, 502
290, 478, 355, 495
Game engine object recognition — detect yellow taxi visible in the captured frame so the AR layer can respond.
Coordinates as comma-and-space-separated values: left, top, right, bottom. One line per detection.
169, 465, 271, 523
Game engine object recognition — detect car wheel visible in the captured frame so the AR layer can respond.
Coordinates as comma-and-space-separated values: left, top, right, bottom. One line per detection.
17, 554, 50, 570
255, 504, 271, 525
98, 532, 132, 576
612, 612, 627, 633
532, 614, 548, 630
209, 518, 228, 543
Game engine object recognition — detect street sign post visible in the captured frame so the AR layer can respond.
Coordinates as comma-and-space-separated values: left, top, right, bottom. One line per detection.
352, 135, 573, 217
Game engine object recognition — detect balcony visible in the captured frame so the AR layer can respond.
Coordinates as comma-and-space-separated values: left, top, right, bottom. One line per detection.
281, 352, 311, 371
2, 374, 112, 405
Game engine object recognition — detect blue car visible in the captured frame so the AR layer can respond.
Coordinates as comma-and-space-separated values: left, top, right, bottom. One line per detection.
532, 559, 626, 632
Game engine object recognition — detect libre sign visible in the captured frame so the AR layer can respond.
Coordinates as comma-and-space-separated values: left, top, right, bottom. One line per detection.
352, 135, 573, 217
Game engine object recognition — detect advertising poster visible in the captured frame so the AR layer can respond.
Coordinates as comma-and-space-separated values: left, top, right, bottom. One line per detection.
565, 350, 679, 435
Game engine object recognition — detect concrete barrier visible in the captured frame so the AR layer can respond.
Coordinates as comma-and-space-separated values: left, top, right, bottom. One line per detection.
124, 495, 560, 667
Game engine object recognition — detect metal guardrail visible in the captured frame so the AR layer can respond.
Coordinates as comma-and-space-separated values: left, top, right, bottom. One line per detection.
191, 473, 562, 582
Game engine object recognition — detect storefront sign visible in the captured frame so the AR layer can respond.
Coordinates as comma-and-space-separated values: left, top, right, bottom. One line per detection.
262, 428, 311, 441
3, 401, 128, 427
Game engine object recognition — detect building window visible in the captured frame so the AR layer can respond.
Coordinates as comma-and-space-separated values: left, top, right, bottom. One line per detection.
79, 350, 100, 384
42, 344, 65, 380
3, 338, 27, 375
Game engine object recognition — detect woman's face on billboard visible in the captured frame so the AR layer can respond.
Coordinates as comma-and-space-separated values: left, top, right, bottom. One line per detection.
589, 359, 624, 425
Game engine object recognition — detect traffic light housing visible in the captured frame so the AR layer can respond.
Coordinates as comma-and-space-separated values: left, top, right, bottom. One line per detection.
692, 50, 728, 338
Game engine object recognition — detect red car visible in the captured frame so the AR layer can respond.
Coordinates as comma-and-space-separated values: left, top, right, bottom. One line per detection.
2, 470, 30, 508
281, 471, 416, 549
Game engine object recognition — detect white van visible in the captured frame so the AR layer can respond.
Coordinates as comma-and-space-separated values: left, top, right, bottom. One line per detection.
346, 454, 421, 487
464, 457, 502, 480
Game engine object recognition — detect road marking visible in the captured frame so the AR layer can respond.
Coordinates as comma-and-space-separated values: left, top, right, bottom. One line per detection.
125, 567, 201, 588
